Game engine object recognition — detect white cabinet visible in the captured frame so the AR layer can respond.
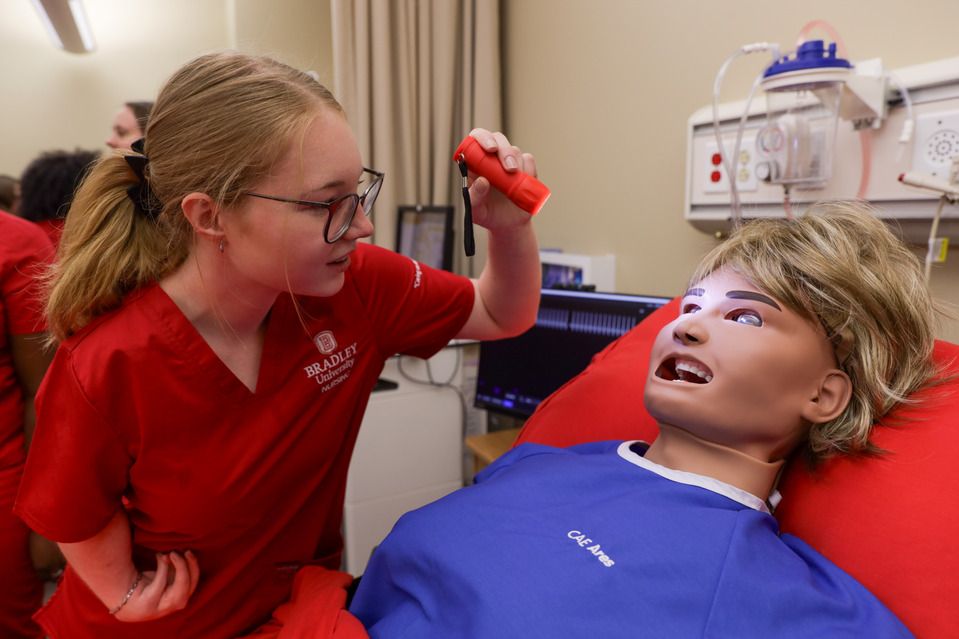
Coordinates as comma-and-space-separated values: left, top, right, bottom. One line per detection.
343, 349, 467, 575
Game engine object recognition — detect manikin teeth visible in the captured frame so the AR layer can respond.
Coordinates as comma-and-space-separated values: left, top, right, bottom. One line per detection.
674, 360, 713, 383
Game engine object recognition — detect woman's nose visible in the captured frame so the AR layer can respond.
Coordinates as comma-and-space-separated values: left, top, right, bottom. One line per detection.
345, 206, 374, 240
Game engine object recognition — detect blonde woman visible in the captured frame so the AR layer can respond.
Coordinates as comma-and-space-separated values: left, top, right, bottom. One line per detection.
351, 203, 930, 638
15, 52, 541, 638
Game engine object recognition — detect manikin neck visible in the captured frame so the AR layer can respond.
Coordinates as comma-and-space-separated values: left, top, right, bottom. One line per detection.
644, 423, 785, 501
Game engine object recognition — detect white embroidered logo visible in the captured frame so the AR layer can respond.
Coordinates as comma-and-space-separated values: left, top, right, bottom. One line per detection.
567, 530, 616, 568
411, 259, 422, 289
303, 341, 359, 393
313, 330, 337, 354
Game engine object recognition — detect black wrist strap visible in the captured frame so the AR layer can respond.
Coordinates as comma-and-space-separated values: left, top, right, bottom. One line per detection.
457, 157, 475, 257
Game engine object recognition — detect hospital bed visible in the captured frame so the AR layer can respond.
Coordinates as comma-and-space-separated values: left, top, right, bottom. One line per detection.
515, 298, 958, 639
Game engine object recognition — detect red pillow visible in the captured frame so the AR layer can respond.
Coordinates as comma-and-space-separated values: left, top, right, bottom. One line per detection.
515, 297, 959, 638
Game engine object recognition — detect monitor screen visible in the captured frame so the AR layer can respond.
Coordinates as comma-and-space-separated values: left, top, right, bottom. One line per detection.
475, 289, 671, 418
395, 205, 454, 271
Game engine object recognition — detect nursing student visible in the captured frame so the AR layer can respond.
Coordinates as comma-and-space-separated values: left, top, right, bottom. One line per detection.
14, 51, 541, 639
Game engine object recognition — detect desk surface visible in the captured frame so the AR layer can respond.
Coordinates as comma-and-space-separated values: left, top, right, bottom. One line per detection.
465, 427, 521, 472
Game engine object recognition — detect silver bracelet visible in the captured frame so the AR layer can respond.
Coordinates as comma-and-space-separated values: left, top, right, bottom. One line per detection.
108, 571, 143, 615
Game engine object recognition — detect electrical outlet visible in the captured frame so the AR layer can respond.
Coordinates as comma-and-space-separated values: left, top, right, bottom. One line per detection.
703, 136, 758, 194
912, 109, 959, 179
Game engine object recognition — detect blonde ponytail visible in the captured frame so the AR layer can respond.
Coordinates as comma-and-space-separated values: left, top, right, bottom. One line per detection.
46, 154, 184, 340
45, 52, 344, 340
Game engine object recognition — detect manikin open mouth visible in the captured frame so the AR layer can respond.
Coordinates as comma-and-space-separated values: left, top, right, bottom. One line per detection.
655, 356, 714, 384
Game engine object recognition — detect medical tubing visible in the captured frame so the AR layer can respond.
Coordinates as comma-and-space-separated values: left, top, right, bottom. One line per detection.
730, 72, 766, 226
924, 195, 947, 282
712, 50, 746, 222
397, 350, 469, 434
712, 43, 779, 225
887, 73, 916, 160
857, 130, 873, 199
782, 185, 794, 220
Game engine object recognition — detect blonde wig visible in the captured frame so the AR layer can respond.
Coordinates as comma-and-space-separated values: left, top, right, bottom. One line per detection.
690, 201, 938, 463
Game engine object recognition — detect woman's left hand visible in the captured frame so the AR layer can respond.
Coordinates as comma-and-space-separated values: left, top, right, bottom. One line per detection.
463, 128, 538, 233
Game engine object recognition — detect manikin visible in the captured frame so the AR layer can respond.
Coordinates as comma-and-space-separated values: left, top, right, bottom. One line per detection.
349, 202, 935, 638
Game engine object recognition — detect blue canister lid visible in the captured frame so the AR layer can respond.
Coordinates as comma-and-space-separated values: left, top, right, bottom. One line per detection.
763, 40, 852, 78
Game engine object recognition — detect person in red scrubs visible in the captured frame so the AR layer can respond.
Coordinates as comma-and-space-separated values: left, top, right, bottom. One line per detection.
0, 210, 53, 639
18, 148, 101, 248
14, 52, 541, 638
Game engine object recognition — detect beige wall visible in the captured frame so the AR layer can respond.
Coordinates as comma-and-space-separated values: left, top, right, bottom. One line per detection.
2, 1, 955, 338
0, 0, 230, 175
503, 0, 959, 341
232, 0, 334, 87
0, 0, 333, 176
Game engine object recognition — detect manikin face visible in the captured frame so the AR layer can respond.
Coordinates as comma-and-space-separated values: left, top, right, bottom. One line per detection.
219, 108, 374, 299
106, 105, 143, 150
644, 268, 842, 461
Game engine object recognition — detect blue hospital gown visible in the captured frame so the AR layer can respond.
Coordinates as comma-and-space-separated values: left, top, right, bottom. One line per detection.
350, 441, 912, 638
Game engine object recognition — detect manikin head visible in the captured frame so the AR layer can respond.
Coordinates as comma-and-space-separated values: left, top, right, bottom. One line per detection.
645, 201, 937, 464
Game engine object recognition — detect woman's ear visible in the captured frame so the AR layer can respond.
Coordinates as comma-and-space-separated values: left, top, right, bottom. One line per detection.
180, 192, 224, 244
802, 369, 853, 424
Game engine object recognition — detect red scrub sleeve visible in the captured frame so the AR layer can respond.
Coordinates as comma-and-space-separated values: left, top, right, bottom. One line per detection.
14, 348, 132, 542
347, 244, 474, 360
0, 214, 52, 336
245, 567, 368, 639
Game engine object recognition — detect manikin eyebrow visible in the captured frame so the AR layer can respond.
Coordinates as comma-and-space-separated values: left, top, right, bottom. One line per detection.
682, 287, 782, 311
726, 290, 782, 310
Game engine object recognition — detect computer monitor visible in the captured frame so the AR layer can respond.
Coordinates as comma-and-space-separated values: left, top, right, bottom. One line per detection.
475, 289, 671, 419
395, 205, 454, 271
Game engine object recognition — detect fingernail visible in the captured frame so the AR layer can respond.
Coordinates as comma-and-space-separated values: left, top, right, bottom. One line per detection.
482, 137, 496, 150
504, 156, 518, 170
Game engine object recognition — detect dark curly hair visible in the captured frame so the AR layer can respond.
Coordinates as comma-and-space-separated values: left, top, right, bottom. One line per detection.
0, 175, 17, 212
19, 149, 101, 222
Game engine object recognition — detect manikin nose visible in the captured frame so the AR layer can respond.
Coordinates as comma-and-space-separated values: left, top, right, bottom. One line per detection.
673, 318, 707, 345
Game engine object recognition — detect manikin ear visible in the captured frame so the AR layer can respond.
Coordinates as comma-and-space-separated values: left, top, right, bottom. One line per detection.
180, 192, 225, 247
801, 369, 853, 424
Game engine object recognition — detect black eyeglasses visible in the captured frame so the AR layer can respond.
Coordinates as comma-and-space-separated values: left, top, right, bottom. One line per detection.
243, 167, 384, 243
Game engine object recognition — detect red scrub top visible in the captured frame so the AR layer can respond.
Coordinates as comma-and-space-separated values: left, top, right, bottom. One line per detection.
0, 210, 52, 639
0, 210, 52, 469
15, 243, 474, 639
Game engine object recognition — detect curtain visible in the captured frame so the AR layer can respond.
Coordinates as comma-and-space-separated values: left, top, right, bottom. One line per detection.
331, 0, 501, 275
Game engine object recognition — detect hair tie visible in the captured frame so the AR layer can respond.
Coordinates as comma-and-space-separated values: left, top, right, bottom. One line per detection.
124, 138, 162, 220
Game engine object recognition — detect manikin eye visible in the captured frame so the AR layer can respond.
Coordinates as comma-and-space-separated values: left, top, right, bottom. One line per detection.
729, 310, 763, 327
682, 303, 701, 314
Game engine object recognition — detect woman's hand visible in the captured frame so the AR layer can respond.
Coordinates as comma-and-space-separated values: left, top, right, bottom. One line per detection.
463, 128, 539, 233
113, 551, 200, 622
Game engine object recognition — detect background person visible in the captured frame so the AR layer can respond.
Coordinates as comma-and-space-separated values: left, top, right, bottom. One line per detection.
105, 101, 153, 150
0, 210, 54, 639
19, 149, 100, 248
0, 175, 20, 214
